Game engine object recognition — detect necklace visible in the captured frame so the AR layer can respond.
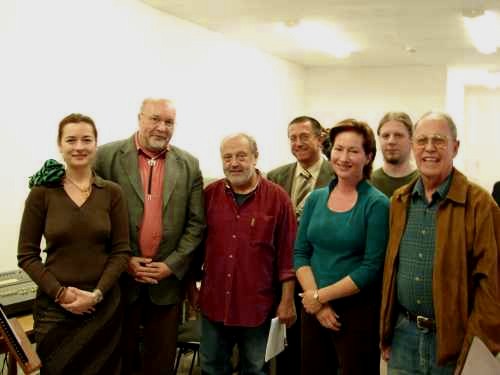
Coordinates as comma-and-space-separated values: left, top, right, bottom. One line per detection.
65, 176, 93, 197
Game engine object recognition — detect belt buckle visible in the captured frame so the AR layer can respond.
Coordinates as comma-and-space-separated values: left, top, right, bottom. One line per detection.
416, 315, 430, 330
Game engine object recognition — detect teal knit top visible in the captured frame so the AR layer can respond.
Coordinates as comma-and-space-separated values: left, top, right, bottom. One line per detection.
294, 178, 389, 290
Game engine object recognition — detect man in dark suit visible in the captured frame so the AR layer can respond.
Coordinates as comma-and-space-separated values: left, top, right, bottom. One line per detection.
95, 98, 205, 375
493, 181, 500, 206
267, 116, 335, 375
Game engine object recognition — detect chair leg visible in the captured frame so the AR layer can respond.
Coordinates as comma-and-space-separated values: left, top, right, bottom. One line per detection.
188, 349, 197, 375
174, 348, 183, 375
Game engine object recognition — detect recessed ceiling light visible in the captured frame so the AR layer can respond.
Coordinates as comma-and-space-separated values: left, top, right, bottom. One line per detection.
284, 20, 299, 28
461, 9, 485, 18
463, 10, 500, 54
277, 20, 358, 59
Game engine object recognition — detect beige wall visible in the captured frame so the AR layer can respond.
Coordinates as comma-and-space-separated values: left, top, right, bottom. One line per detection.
1, 1, 496, 272
0, 0, 305, 271
304, 65, 447, 167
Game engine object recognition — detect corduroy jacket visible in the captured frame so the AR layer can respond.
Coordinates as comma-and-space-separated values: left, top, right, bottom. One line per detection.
380, 168, 500, 372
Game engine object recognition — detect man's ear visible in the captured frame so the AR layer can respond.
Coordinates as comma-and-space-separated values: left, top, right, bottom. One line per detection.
452, 140, 460, 158
319, 128, 330, 143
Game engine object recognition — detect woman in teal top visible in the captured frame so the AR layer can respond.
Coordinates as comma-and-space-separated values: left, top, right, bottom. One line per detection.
295, 119, 389, 375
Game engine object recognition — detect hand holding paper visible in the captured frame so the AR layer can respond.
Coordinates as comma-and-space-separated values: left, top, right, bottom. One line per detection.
265, 317, 287, 362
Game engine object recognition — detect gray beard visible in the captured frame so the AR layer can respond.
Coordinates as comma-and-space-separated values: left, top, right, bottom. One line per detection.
225, 170, 255, 188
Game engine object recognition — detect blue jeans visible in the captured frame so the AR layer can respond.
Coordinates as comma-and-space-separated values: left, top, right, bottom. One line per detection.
388, 313, 456, 375
200, 315, 270, 375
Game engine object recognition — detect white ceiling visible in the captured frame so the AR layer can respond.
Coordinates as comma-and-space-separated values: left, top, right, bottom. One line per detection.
142, 0, 500, 69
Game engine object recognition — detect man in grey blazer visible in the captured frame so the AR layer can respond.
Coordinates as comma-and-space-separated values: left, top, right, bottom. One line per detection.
95, 98, 205, 375
267, 116, 335, 375
267, 116, 334, 217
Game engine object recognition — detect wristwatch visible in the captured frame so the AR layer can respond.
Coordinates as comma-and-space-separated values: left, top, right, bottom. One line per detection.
313, 289, 321, 304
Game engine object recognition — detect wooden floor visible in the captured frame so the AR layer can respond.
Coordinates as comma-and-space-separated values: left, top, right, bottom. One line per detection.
175, 353, 388, 375
0, 349, 387, 374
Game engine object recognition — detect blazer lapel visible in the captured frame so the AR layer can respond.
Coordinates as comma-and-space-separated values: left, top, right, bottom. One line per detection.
283, 164, 296, 195
163, 149, 178, 209
119, 141, 144, 203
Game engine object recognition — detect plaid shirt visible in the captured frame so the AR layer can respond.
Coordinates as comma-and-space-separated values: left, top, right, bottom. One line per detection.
396, 174, 451, 317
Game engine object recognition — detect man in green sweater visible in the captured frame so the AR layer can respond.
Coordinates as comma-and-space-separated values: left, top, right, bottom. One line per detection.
371, 112, 418, 197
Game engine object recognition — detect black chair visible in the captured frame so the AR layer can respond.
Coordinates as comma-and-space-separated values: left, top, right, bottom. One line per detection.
174, 319, 201, 375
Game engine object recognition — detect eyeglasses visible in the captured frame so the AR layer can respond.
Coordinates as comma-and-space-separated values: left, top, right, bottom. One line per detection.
142, 113, 175, 128
222, 152, 251, 163
289, 134, 313, 144
413, 134, 450, 149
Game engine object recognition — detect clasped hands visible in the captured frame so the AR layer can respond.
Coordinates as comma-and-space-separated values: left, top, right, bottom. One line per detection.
128, 256, 172, 284
59, 287, 98, 315
299, 289, 341, 331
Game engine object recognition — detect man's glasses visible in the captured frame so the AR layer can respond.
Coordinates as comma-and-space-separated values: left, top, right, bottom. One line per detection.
413, 134, 450, 149
142, 113, 175, 128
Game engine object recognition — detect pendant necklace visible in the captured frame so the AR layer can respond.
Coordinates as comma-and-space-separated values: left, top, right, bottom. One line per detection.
65, 176, 93, 197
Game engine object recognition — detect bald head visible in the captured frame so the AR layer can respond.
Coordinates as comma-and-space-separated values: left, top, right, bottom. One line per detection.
220, 133, 259, 192
415, 111, 457, 140
137, 98, 177, 152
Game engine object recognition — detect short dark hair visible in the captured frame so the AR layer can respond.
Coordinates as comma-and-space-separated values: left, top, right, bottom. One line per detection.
288, 116, 322, 137
377, 112, 413, 137
57, 113, 97, 145
329, 119, 377, 179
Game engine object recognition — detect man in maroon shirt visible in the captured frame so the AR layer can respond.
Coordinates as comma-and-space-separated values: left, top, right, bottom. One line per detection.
198, 133, 297, 375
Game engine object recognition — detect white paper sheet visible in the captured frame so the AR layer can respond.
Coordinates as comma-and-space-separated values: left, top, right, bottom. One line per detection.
462, 336, 500, 375
265, 317, 286, 362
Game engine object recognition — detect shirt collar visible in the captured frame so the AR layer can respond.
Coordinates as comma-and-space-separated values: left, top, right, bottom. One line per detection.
295, 157, 323, 179
411, 173, 452, 204
224, 169, 262, 195
134, 132, 169, 159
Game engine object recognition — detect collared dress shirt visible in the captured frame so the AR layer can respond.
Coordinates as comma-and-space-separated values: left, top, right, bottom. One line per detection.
397, 175, 451, 317
380, 168, 500, 369
134, 133, 168, 258
199, 176, 296, 327
291, 158, 323, 205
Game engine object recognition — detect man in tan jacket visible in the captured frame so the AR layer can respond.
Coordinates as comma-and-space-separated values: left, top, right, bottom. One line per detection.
380, 112, 500, 374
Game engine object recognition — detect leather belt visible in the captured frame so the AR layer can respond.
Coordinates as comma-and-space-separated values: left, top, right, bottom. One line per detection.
401, 308, 436, 331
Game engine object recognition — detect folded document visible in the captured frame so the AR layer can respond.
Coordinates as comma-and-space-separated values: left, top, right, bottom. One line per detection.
265, 317, 286, 362
462, 336, 500, 375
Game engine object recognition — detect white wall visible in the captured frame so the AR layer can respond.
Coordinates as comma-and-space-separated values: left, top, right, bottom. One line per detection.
305, 65, 499, 188
2, 1, 496, 273
463, 86, 500, 192
304, 65, 447, 167
304, 65, 447, 127
0, 0, 305, 271
446, 68, 500, 175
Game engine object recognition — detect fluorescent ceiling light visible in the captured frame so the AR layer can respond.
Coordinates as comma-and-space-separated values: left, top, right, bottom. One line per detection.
277, 20, 358, 59
463, 10, 500, 54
